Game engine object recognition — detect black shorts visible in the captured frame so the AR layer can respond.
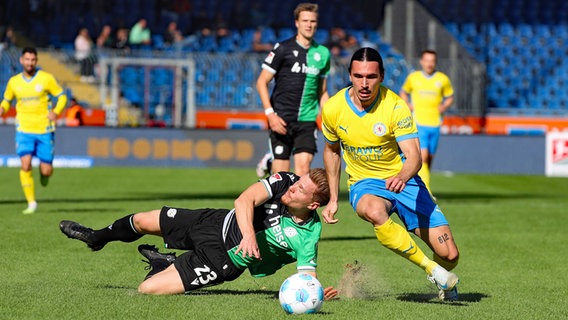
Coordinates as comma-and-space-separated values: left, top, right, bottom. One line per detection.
270, 121, 318, 159
159, 206, 245, 292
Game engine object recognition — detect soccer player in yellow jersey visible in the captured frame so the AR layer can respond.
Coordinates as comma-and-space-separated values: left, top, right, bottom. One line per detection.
322, 47, 460, 301
0, 47, 68, 214
400, 50, 454, 191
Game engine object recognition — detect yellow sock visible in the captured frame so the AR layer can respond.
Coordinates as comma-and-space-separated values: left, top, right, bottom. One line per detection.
374, 218, 438, 275
20, 170, 35, 204
418, 162, 431, 192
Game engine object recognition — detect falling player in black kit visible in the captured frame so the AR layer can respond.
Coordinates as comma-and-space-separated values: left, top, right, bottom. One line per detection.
59, 168, 337, 299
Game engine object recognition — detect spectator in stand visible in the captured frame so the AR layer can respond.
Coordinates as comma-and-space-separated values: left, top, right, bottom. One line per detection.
215, 22, 236, 53
1, 25, 17, 51
252, 26, 273, 53
325, 27, 359, 59
65, 98, 84, 127
129, 18, 151, 48
96, 25, 113, 48
163, 21, 184, 47
74, 27, 96, 83
113, 28, 130, 53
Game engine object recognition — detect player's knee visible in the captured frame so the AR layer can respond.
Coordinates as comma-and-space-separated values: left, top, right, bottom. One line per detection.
434, 250, 459, 271
133, 210, 162, 233
138, 281, 159, 294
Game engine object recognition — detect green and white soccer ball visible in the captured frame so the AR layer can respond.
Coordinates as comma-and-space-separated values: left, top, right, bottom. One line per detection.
279, 273, 324, 314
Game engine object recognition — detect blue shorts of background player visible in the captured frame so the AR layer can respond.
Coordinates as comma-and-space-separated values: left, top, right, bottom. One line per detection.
348, 176, 448, 231
16, 132, 55, 164
417, 124, 440, 155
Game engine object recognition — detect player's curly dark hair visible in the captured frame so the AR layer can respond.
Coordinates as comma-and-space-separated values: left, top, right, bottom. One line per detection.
309, 168, 330, 206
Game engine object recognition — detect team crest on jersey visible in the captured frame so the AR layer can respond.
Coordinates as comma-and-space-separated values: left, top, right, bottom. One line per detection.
293, 50, 299, 57
314, 52, 321, 61
268, 173, 283, 184
264, 52, 275, 64
35, 84, 43, 92
373, 123, 387, 136
284, 227, 298, 237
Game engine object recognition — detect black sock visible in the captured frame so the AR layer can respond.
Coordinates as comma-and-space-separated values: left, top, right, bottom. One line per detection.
94, 214, 143, 244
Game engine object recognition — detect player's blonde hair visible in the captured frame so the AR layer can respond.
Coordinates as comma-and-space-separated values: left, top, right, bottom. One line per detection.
309, 168, 330, 206
294, 3, 318, 20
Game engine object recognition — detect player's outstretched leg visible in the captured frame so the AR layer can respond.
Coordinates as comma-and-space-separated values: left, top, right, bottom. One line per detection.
59, 214, 144, 251
59, 220, 106, 251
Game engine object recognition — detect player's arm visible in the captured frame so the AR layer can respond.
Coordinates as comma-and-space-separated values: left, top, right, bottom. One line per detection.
322, 141, 342, 224
1, 80, 14, 115
256, 69, 287, 134
439, 95, 454, 114
0, 100, 9, 116
318, 77, 329, 107
385, 137, 422, 193
233, 181, 271, 259
47, 76, 68, 121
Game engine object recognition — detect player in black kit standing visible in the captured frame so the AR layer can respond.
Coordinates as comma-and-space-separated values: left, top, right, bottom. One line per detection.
256, 2, 331, 178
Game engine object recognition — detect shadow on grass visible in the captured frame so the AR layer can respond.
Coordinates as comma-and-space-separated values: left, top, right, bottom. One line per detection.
51, 208, 119, 213
397, 292, 489, 305
190, 288, 278, 298
320, 236, 376, 242
434, 192, 551, 202
0, 192, 242, 205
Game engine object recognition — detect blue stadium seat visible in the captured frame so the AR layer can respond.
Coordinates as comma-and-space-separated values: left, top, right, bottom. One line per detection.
278, 28, 294, 41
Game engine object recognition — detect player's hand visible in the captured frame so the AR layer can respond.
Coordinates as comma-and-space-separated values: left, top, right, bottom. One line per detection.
235, 235, 261, 260
323, 286, 338, 300
385, 176, 406, 193
47, 111, 57, 121
267, 113, 287, 135
322, 201, 339, 224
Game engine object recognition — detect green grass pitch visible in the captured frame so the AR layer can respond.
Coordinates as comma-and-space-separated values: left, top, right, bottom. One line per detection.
0, 167, 566, 319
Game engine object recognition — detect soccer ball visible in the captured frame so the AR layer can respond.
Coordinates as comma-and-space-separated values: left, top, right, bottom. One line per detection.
279, 273, 324, 314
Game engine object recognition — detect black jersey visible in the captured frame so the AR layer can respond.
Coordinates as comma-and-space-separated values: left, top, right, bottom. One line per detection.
262, 37, 331, 123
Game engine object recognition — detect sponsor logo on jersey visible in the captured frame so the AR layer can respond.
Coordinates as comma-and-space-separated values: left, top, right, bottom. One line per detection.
373, 123, 387, 136
264, 52, 275, 64
397, 116, 413, 129
268, 215, 288, 248
268, 173, 283, 184
290, 62, 321, 76
167, 208, 177, 218
341, 141, 384, 162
